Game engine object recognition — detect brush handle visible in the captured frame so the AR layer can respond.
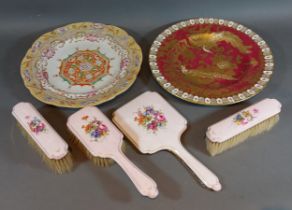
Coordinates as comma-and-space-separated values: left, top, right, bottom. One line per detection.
168, 142, 222, 191
113, 150, 159, 198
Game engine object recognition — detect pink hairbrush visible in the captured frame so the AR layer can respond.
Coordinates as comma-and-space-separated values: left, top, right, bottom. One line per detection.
112, 91, 222, 191
67, 106, 159, 198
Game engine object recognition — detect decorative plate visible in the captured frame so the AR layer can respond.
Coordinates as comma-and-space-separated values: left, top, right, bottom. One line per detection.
149, 18, 274, 105
21, 22, 142, 108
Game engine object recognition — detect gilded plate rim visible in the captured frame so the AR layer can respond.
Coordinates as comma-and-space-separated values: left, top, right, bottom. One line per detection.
21, 22, 142, 108
149, 18, 274, 106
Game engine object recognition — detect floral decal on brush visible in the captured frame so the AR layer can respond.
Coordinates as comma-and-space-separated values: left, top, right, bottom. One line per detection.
134, 106, 167, 133
81, 115, 109, 141
233, 108, 259, 125
26, 116, 46, 134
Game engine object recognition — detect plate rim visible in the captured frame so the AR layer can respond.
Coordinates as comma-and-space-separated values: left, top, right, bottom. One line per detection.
20, 22, 143, 108
149, 17, 274, 106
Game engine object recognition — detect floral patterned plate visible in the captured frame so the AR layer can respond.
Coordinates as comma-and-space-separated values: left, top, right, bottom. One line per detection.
21, 22, 142, 108
149, 18, 274, 105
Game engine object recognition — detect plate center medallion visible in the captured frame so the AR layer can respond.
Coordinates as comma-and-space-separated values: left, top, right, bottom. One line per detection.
60, 50, 110, 86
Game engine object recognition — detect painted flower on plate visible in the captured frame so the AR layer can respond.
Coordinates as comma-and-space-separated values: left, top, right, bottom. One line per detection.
42, 48, 55, 59
85, 34, 98, 42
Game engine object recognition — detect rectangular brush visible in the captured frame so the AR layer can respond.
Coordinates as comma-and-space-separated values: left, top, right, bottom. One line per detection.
206, 98, 281, 156
12, 102, 73, 174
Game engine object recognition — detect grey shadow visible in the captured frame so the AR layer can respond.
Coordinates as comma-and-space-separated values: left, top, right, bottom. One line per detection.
5, 112, 47, 170
122, 141, 182, 200
88, 164, 132, 203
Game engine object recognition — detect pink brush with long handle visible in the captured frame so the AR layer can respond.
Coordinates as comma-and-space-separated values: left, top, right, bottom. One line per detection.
113, 91, 222, 191
67, 106, 158, 198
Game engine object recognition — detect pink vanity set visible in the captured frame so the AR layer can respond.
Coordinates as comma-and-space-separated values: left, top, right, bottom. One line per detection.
12, 19, 281, 198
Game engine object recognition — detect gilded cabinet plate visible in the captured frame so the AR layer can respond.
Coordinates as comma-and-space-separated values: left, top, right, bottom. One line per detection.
21, 22, 142, 108
149, 18, 274, 105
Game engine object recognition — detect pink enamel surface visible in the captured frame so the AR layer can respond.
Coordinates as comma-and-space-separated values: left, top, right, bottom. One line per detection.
206, 98, 282, 142
113, 91, 222, 191
12, 102, 69, 159
67, 106, 123, 157
113, 91, 187, 153
67, 106, 159, 198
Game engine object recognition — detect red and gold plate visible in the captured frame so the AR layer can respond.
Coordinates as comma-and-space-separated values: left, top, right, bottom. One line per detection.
149, 18, 274, 105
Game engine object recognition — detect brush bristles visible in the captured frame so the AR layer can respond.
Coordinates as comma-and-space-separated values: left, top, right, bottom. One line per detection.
206, 114, 279, 156
69, 132, 126, 167
17, 123, 74, 174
